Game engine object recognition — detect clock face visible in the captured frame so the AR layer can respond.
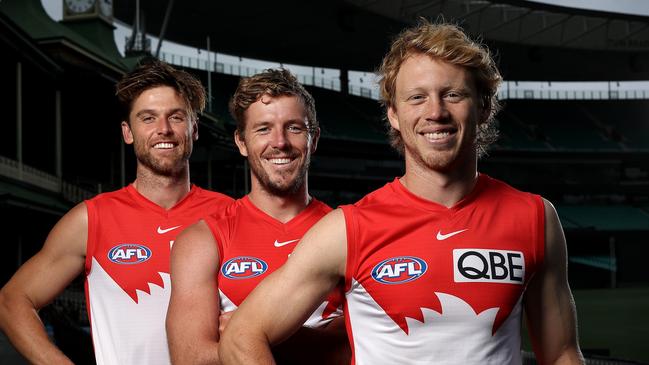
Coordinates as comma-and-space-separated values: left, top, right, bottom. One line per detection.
99, 0, 113, 17
65, 0, 95, 14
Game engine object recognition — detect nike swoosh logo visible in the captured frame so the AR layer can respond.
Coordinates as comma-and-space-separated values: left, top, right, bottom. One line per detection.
436, 229, 468, 241
274, 239, 300, 247
157, 225, 181, 234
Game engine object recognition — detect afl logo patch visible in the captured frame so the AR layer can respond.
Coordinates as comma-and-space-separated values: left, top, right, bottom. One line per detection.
222, 257, 268, 279
107, 244, 152, 264
371, 256, 427, 284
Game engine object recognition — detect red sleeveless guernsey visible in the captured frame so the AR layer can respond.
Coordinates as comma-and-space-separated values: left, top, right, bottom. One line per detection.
340, 174, 545, 364
205, 196, 343, 327
84, 185, 232, 365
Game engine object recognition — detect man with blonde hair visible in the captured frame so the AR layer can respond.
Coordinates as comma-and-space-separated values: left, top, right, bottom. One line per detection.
220, 21, 583, 364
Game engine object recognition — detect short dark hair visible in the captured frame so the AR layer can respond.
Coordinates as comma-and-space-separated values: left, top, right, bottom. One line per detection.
115, 58, 206, 122
229, 68, 318, 138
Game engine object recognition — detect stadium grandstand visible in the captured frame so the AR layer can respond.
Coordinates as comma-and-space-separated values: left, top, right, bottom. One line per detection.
0, 0, 647, 363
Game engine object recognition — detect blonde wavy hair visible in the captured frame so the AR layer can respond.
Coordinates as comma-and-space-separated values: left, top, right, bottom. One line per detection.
378, 20, 502, 157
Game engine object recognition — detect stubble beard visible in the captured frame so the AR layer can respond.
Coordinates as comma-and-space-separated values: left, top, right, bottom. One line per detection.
403, 130, 477, 174
250, 154, 310, 197
134, 141, 192, 178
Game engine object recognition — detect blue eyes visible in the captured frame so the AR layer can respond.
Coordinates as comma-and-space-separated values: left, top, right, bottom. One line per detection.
288, 125, 305, 133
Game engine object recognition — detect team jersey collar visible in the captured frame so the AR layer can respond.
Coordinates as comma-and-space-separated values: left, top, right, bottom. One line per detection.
240, 195, 325, 231
125, 183, 200, 216
390, 173, 488, 213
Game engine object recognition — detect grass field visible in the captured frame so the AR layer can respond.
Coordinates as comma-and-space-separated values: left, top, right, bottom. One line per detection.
523, 287, 649, 363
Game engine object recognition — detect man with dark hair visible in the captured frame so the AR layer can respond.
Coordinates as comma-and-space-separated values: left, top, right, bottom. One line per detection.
0, 58, 232, 365
166, 68, 348, 365
220, 22, 583, 364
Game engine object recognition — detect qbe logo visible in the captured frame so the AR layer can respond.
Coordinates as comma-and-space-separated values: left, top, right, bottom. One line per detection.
108, 244, 152, 265
371, 256, 427, 284
453, 249, 525, 284
221, 257, 268, 279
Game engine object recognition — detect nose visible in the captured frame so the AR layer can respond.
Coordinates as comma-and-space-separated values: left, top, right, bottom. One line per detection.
270, 128, 289, 149
156, 117, 173, 135
425, 96, 449, 122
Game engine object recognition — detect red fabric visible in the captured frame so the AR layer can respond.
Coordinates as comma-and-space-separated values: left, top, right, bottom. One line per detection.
342, 174, 544, 335
206, 196, 343, 324
85, 185, 233, 303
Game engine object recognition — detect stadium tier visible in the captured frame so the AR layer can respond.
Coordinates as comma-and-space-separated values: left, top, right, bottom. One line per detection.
495, 100, 648, 152
558, 205, 649, 231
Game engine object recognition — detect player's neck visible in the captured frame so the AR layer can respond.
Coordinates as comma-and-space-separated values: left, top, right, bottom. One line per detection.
132, 165, 191, 210
247, 181, 311, 224
400, 155, 478, 208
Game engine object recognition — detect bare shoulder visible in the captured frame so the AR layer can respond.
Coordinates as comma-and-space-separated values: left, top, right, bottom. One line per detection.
298, 208, 347, 249
170, 220, 219, 269
173, 220, 215, 250
289, 208, 347, 278
541, 198, 567, 261
309, 208, 346, 234
542, 198, 559, 223
42, 202, 89, 257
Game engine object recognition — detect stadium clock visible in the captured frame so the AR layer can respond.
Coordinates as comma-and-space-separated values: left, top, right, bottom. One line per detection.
64, 0, 94, 14
63, 0, 113, 22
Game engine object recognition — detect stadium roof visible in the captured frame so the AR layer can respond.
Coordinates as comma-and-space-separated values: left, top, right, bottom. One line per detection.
112, 0, 649, 71
350, 0, 649, 51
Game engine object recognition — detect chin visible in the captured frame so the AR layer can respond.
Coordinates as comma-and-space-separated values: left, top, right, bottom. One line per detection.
268, 176, 305, 196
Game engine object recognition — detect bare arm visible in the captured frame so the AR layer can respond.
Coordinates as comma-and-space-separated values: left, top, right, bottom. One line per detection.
220, 209, 348, 365
166, 220, 222, 365
0, 203, 88, 365
222, 307, 350, 364
525, 199, 584, 365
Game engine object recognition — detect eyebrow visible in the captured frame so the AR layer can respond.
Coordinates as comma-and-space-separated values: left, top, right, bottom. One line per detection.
401, 84, 472, 96
285, 118, 308, 125
250, 118, 308, 128
135, 108, 188, 118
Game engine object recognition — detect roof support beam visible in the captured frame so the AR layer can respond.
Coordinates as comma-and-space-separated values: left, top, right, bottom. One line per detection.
561, 18, 609, 47
481, 8, 533, 35
155, 0, 175, 58
519, 13, 573, 42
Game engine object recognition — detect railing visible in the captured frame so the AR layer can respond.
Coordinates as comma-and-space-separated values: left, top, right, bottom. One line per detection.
113, 21, 649, 102
62, 181, 96, 203
348, 84, 380, 100
113, 21, 342, 92
158, 51, 342, 92
0, 155, 60, 192
348, 77, 649, 101
0, 155, 96, 203
499, 80, 649, 100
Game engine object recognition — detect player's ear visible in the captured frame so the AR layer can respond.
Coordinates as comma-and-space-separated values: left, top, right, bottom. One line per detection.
192, 118, 199, 141
387, 106, 400, 131
234, 130, 248, 157
310, 127, 320, 154
121, 121, 134, 144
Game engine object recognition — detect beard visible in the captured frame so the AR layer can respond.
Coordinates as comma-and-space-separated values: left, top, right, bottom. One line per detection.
400, 122, 478, 173
249, 152, 310, 197
133, 139, 192, 177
